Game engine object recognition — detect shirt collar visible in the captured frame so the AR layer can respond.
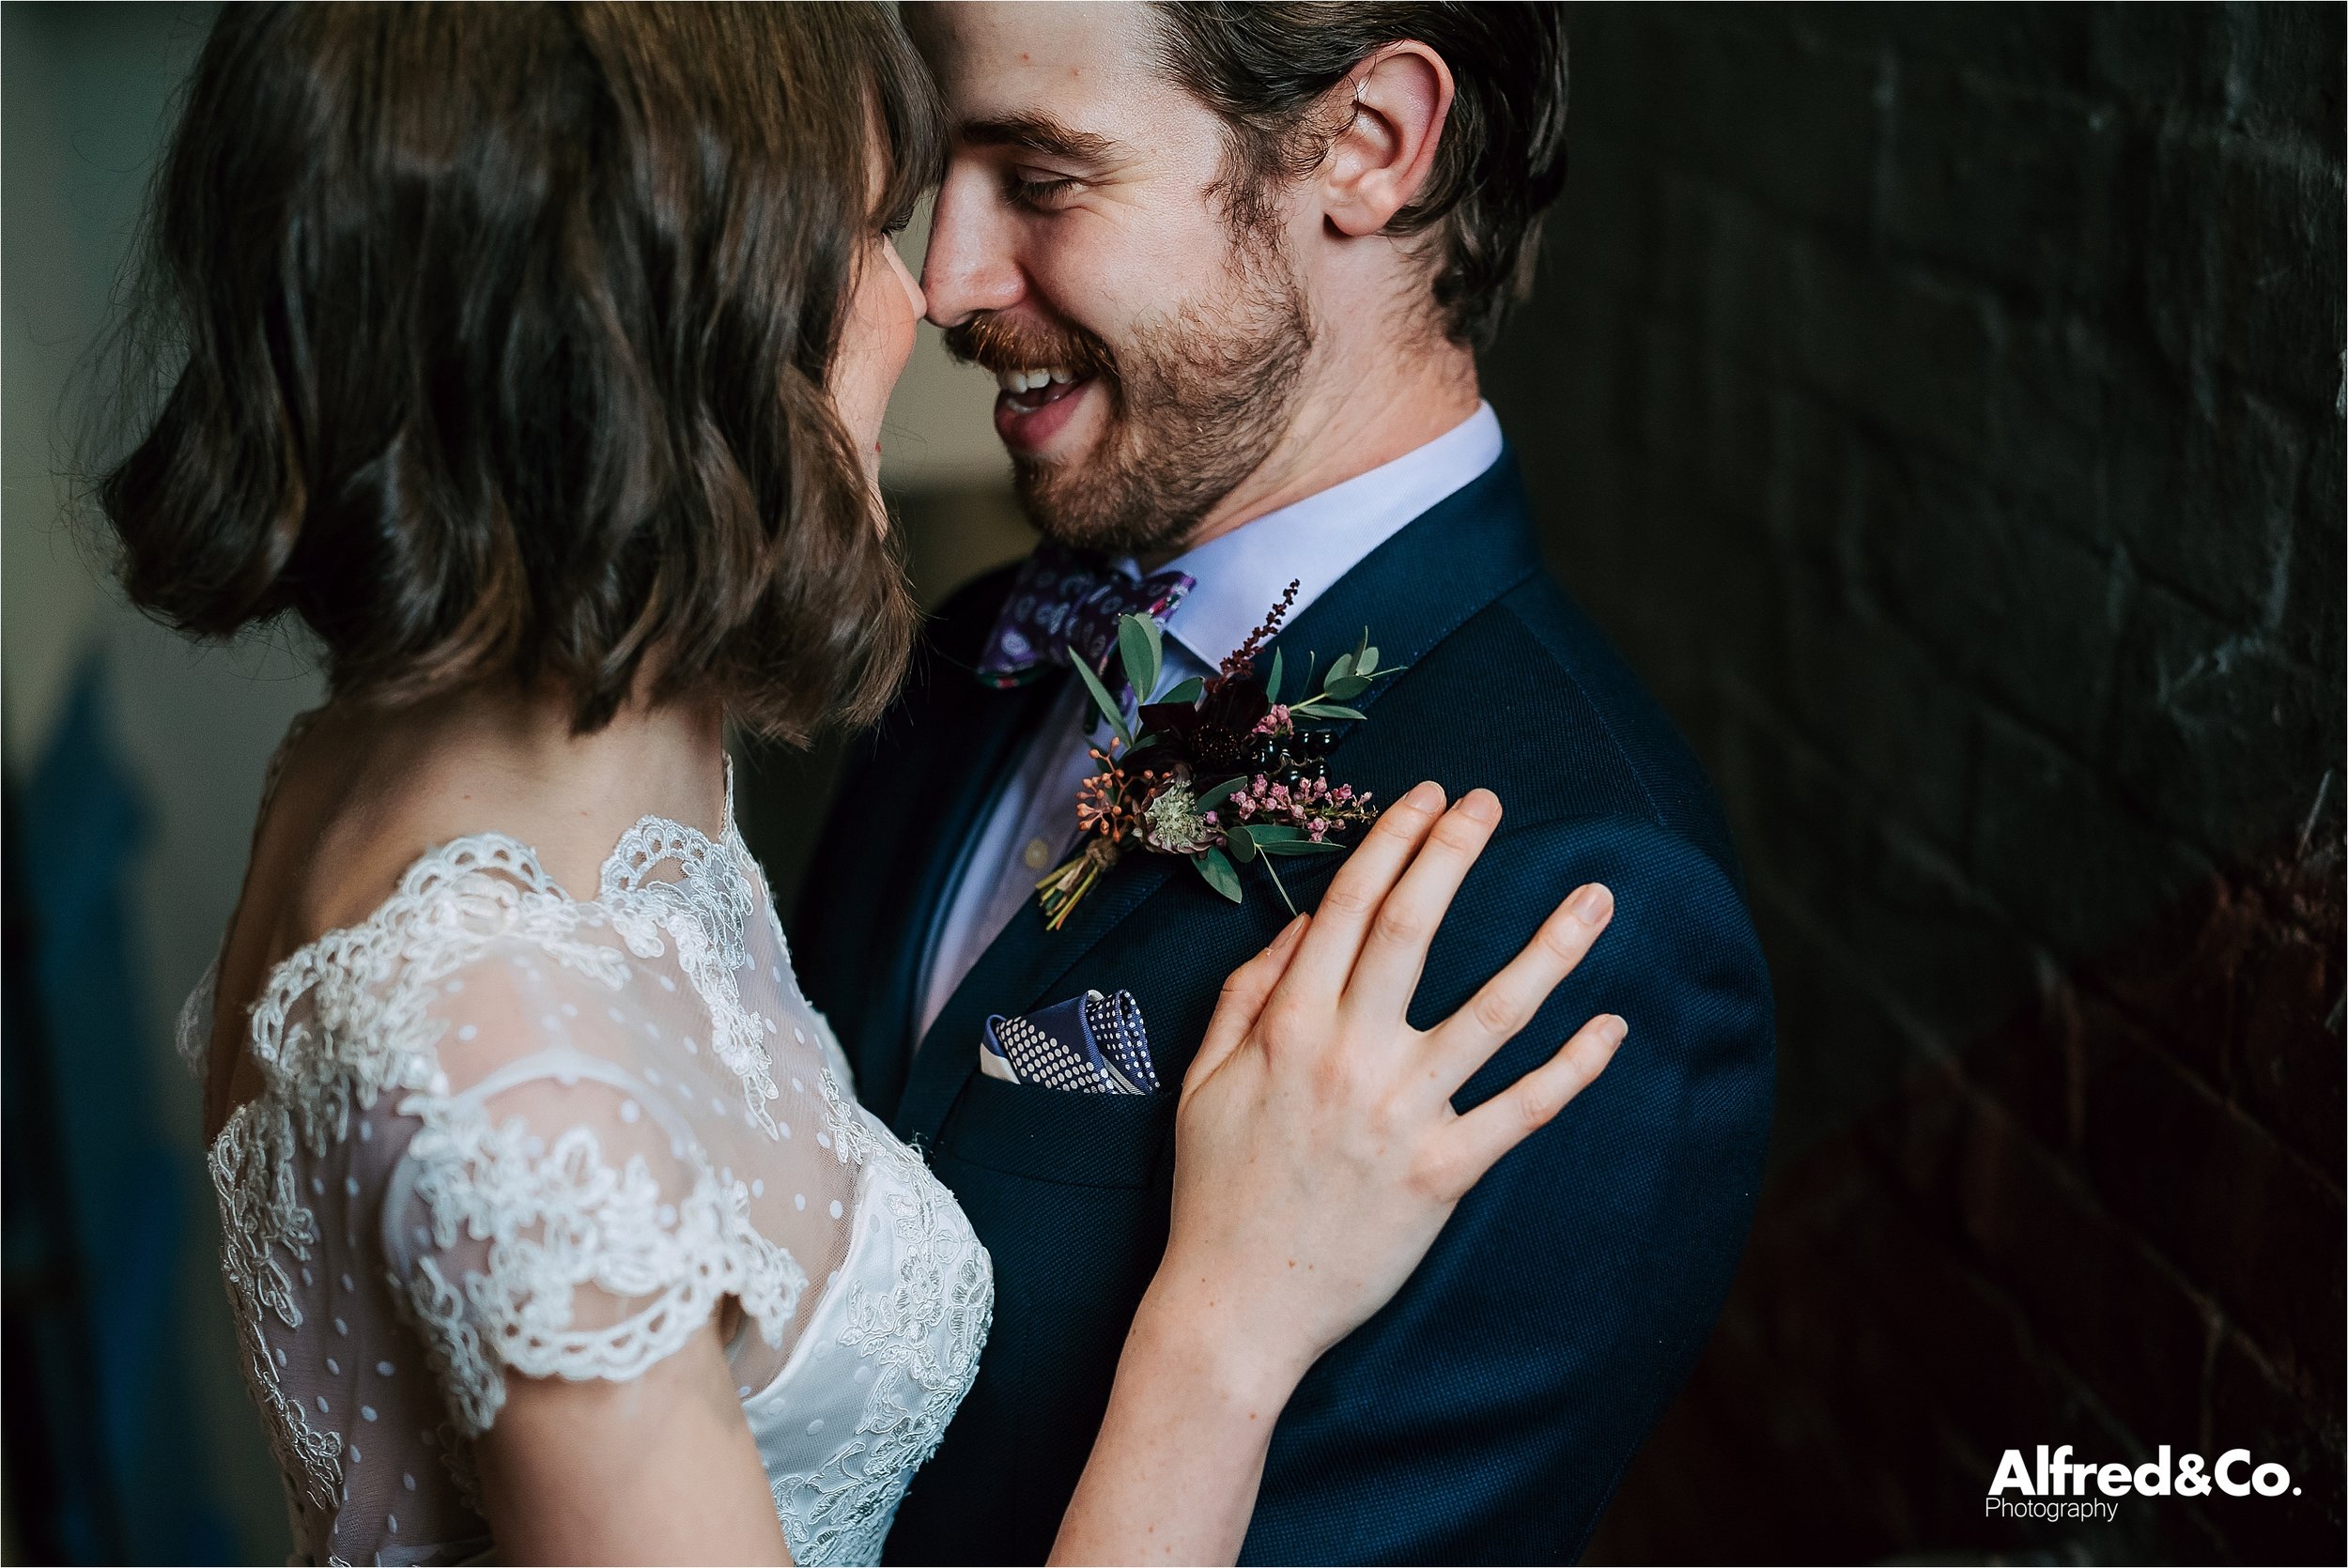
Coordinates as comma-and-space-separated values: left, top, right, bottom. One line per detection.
1152, 401, 1504, 670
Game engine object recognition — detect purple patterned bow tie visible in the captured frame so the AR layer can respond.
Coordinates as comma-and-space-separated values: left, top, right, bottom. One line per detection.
975, 543, 1195, 693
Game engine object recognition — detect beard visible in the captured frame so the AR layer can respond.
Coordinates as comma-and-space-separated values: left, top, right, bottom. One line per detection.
943, 235, 1313, 558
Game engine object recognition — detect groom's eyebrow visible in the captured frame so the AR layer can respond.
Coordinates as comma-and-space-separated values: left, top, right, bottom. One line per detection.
959, 113, 1124, 166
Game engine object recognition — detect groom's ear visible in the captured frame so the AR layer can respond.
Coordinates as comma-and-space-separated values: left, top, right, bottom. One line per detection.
1317, 41, 1455, 239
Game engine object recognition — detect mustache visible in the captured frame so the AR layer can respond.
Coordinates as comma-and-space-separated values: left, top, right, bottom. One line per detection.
942, 313, 1114, 381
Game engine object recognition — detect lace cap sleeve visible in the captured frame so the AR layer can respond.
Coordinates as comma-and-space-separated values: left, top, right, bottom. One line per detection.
381, 944, 811, 1437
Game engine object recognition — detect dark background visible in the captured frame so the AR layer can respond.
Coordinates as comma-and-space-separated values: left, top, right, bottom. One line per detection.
5, 4, 2340, 1563
1480, 6, 2343, 1562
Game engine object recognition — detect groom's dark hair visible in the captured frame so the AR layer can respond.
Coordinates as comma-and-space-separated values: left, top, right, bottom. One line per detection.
1151, 2, 1569, 351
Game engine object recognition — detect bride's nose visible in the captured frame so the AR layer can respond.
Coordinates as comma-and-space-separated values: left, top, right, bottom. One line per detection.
884, 233, 926, 321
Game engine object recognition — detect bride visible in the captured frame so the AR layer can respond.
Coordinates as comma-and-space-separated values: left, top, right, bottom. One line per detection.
101, 6, 1625, 1563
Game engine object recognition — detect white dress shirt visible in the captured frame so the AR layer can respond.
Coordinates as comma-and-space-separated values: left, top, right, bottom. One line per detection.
915, 401, 1506, 1038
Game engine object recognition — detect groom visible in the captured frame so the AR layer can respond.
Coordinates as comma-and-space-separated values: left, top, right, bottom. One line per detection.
795, 5, 1773, 1561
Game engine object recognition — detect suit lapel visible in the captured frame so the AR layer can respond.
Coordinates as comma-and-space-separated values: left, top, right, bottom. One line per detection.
857, 648, 1061, 1118
892, 452, 1545, 1145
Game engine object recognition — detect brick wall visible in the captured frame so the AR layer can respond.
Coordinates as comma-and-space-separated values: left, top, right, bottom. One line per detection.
1477, 5, 2345, 1560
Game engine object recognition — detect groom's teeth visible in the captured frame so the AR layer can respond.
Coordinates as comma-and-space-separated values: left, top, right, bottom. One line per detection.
994, 367, 1081, 395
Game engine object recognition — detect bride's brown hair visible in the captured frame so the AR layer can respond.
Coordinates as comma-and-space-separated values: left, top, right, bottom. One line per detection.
96, 2, 936, 743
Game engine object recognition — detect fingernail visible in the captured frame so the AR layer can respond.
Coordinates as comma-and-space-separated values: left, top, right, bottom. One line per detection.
1569, 884, 1614, 926
1457, 789, 1500, 823
1598, 1014, 1628, 1047
1401, 780, 1445, 813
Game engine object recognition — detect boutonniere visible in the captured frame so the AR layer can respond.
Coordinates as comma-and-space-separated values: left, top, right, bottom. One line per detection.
1037, 580, 1404, 929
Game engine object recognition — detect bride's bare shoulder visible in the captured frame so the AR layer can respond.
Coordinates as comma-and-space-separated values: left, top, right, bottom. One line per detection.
256, 695, 722, 937
245, 709, 558, 947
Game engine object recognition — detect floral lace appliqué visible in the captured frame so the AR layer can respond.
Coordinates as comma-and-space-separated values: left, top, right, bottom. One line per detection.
765, 1079, 993, 1567
399, 1090, 807, 1436
602, 817, 788, 1138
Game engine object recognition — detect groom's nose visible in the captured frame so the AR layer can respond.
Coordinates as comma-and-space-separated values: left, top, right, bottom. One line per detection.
921, 161, 1024, 328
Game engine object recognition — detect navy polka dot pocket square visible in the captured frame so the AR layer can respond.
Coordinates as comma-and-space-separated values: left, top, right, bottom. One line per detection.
980, 989, 1160, 1095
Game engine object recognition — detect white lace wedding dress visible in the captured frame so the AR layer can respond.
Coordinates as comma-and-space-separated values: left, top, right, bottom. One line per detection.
186, 770, 993, 1566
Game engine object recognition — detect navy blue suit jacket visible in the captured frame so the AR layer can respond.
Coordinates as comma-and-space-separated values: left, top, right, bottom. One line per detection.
791, 456, 1774, 1564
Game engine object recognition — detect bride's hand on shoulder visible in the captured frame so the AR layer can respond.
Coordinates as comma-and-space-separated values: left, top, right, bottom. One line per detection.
1153, 781, 1624, 1388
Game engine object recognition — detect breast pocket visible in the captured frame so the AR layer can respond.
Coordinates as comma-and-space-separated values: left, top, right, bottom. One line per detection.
932, 1069, 1174, 1188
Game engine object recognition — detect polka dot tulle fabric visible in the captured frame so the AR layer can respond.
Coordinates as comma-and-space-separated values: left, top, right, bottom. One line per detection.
188, 776, 991, 1565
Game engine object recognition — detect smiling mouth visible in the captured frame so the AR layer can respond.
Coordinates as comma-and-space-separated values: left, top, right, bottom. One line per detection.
993, 364, 1093, 414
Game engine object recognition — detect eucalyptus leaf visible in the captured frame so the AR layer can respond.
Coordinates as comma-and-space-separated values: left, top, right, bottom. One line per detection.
1326, 653, 1356, 686
1224, 827, 1258, 862
1159, 674, 1205, 706
1072, 656, 1133, 746
1356, 645, 1379, 676
1323, 674, 1372, 701
1260, 838, 1346, 857
1244, 824, 1306, 842
1266, 648, 1285, 705
1290, 701, 1367, 721
1193, 776, 1245, 813
1194, 846, 1244, 901
1119, 615, 1162, 703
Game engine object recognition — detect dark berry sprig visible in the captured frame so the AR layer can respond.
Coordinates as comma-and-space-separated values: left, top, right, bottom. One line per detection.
1208, 577, 1300, 694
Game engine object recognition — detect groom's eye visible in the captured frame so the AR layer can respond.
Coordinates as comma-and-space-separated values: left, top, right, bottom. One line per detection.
1005, 168, 1082, 210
